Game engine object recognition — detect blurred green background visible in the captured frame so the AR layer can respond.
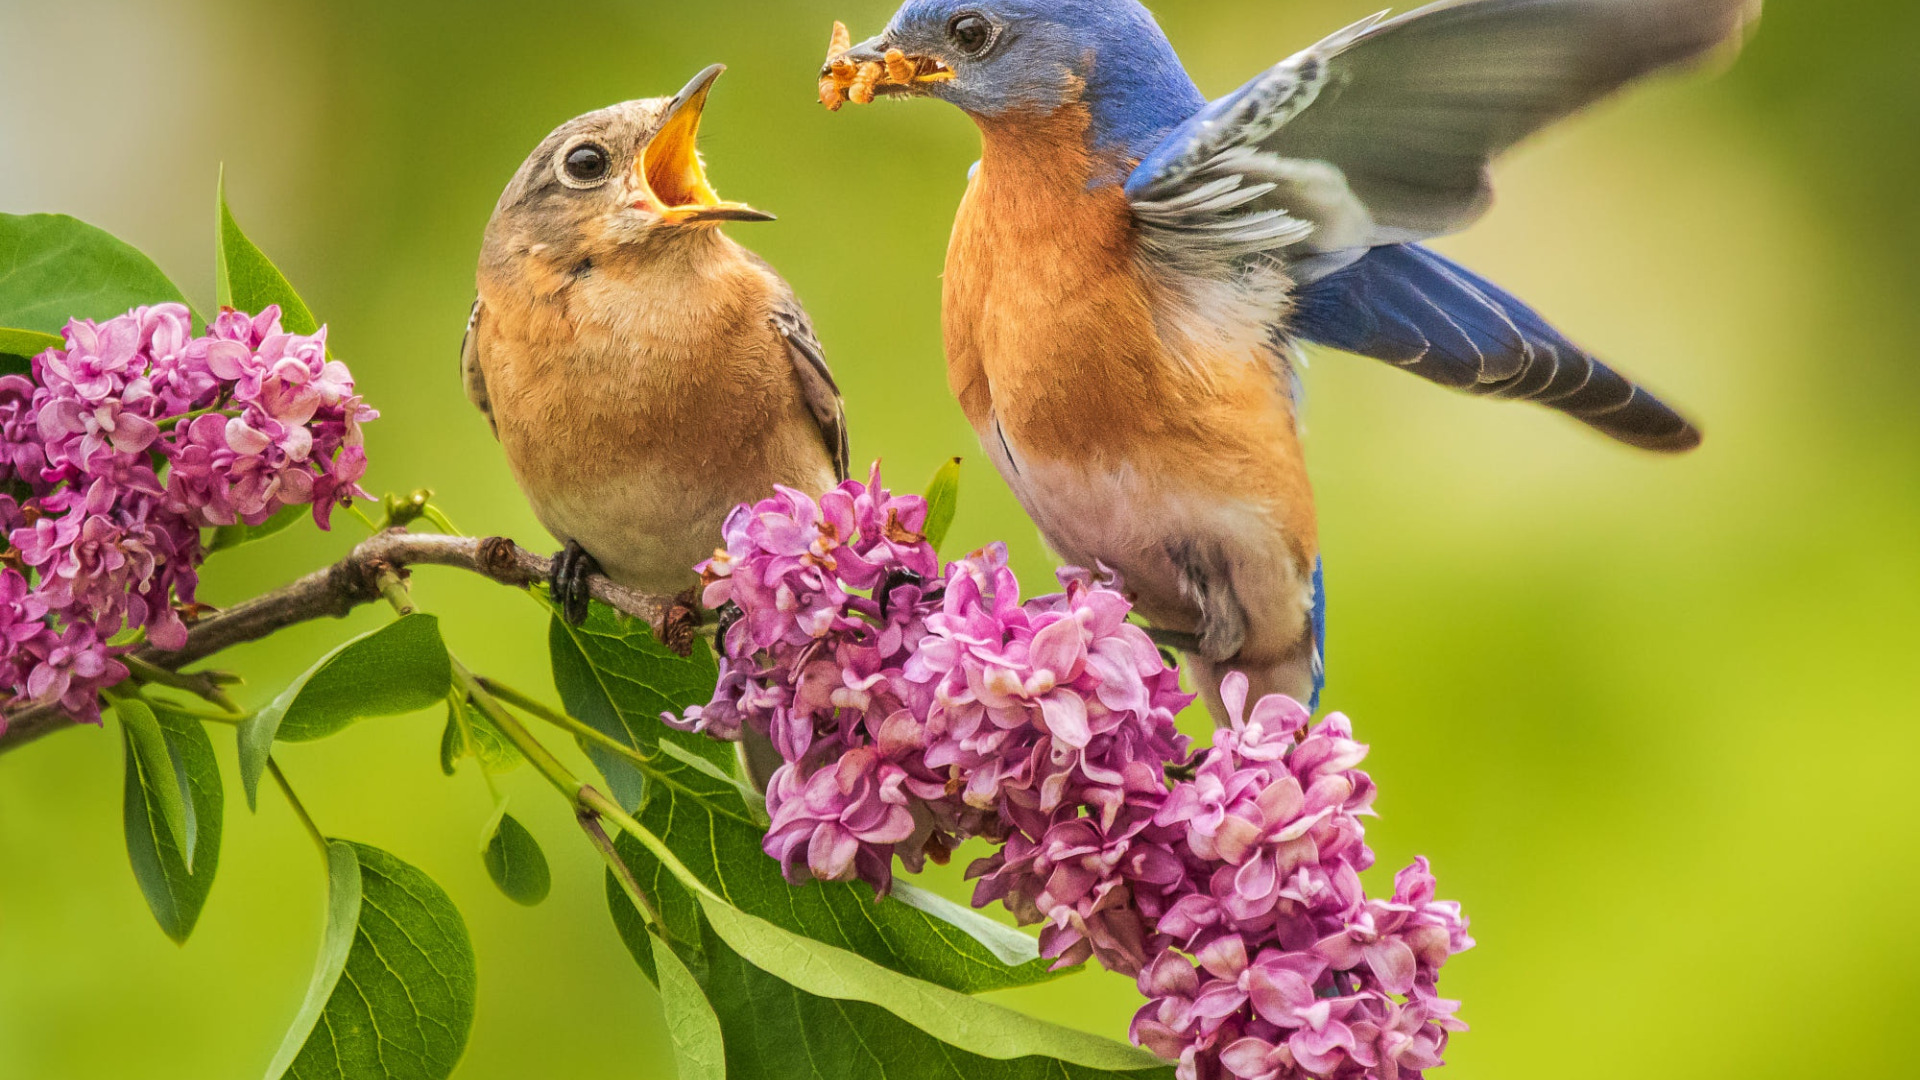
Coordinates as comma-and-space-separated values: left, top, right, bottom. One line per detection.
1, 0, 1914, 1076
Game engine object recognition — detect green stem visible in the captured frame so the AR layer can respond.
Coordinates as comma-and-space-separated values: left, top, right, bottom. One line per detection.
448, 664, 717, 906
446, 687, 501, 802
420, 505, 463, 537
578, 808, 667, 939
123, 655, 239, 709
477, 677, 654, 770
453, 660, 583, 803
155, 404, 226, 432
145, 697, 248, 724
348, 503, 381, 536
374, 568, 416, 616
576, 783, 720, 905
268, 757, 329, 865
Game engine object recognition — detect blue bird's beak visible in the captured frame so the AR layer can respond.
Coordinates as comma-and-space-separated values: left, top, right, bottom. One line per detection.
818, 21, 953, 111
636, 64, 775, 225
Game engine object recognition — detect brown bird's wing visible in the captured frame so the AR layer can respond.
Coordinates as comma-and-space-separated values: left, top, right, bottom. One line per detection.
768, 292, 850, 483
460, 297, 498, 438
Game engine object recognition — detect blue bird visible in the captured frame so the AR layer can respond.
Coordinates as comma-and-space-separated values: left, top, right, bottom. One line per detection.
822, 0, 1759, 718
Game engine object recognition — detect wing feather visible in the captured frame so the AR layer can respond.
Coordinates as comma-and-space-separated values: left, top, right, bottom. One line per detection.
460, 298, 497, 438
770, 298, 851, 484
1127, 0, 1760, 276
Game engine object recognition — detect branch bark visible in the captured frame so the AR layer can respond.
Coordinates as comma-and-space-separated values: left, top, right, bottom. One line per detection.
0, 531, 676, 754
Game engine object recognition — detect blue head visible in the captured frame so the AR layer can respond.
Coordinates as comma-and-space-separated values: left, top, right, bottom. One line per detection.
831, 0, 1204, 163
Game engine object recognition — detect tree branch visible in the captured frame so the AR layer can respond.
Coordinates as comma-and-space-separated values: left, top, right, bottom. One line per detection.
0, 531, 677, 755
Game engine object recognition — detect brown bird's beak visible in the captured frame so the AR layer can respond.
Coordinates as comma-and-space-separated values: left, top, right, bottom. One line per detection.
635, 64, 775, 225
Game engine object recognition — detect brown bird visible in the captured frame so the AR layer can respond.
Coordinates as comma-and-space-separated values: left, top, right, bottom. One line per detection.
463, 65, 849, 632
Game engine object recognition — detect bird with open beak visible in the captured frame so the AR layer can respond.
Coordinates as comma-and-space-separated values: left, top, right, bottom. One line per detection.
465, 64, 849, 637
821, 0, 1758, 721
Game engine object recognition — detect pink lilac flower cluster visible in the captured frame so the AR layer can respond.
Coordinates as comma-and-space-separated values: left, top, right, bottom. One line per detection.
0, 303, 374, 723
677, 469, 1471, 1079
1128, 676, 1472, 1080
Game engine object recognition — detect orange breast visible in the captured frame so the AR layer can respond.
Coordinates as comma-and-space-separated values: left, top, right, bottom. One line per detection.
941, 106, 1316, 556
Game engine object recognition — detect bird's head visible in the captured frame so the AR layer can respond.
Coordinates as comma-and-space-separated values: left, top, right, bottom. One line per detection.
824, 1, 1201, 159
486, 65, 771, 262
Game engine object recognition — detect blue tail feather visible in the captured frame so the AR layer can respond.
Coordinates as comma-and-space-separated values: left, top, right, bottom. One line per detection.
1309, 555, 1325, 711
1291, 244, 1701, 452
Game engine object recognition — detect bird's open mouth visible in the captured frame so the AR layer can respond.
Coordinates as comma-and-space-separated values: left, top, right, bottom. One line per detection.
818, 21, 954, 111
636, 65, 774, 225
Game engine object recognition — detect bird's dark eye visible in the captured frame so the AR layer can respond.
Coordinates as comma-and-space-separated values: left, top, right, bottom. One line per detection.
947, 12, 996, 57
562, 143, 610, 184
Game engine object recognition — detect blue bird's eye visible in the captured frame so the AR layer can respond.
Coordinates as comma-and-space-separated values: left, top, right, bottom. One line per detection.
947, 12, 996, 57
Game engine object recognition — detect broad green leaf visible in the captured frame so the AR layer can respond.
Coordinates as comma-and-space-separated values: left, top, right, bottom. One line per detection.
480, 810, 550, 906
0, 353, 29, 376
118, 697, 193, 863
207, 503, 309, 555
239, 615, 452, 808
606, 853, 1168, 1080
547, 603, 731, 810
651, 935, 726, 1080
216, 170, 319, 336
438, 693, 521, 777
701, 896, 1163, 1072
266, 841, 477, 1080
0, 212, 192, 333
923, 456, 962, 553
0, 326, 60, 357
614, 763, 1060, 996
121, 706, 223, 943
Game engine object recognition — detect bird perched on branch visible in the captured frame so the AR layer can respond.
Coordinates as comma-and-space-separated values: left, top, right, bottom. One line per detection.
465, 65, 849, 633
821, 0, 1758, 718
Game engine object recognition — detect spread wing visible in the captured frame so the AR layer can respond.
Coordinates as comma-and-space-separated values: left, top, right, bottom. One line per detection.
460, 298, 497, 438
1124, 0, 1754, 452
1127, 0, 1761, 275
769, 293, 850, 484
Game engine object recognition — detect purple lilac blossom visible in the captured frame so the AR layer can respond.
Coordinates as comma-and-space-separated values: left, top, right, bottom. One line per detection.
675, 472, 1472, 1079
0, 303, 375, 725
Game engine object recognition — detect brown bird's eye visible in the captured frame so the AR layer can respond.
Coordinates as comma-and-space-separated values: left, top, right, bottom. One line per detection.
563, 143, 609, 184
947, 13, 996, 57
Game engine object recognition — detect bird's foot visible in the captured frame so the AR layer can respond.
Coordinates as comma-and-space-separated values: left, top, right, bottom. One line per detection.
661, 588, 701, 658
549, 539, 601, 626
713, 601, 744, 650
875, 567, 928, 620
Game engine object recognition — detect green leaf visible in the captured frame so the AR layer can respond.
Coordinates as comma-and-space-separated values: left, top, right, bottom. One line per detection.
439, 693, 521, 777
547, 604, 731, 810
0, 326, 61, 357
923, 456, 962, 553
651, 935, 727, 1080
239, 615, 452, 808
0, 212, 193, 333
117, 697, 194, 864
480, 809, 551, 906
700, 896, 1162, 1072
266, 841, 477, 1080
216, 170, 319, 335
206, 503, 309, 555
613, 765, 1060, 996
121, 706, 223, 943
0, 353, 30, 377
606, 850, 1168, 1080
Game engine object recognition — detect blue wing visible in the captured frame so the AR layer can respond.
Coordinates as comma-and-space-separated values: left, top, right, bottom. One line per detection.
1292, 244, 1700, 451
1126, 0, 1760, 278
